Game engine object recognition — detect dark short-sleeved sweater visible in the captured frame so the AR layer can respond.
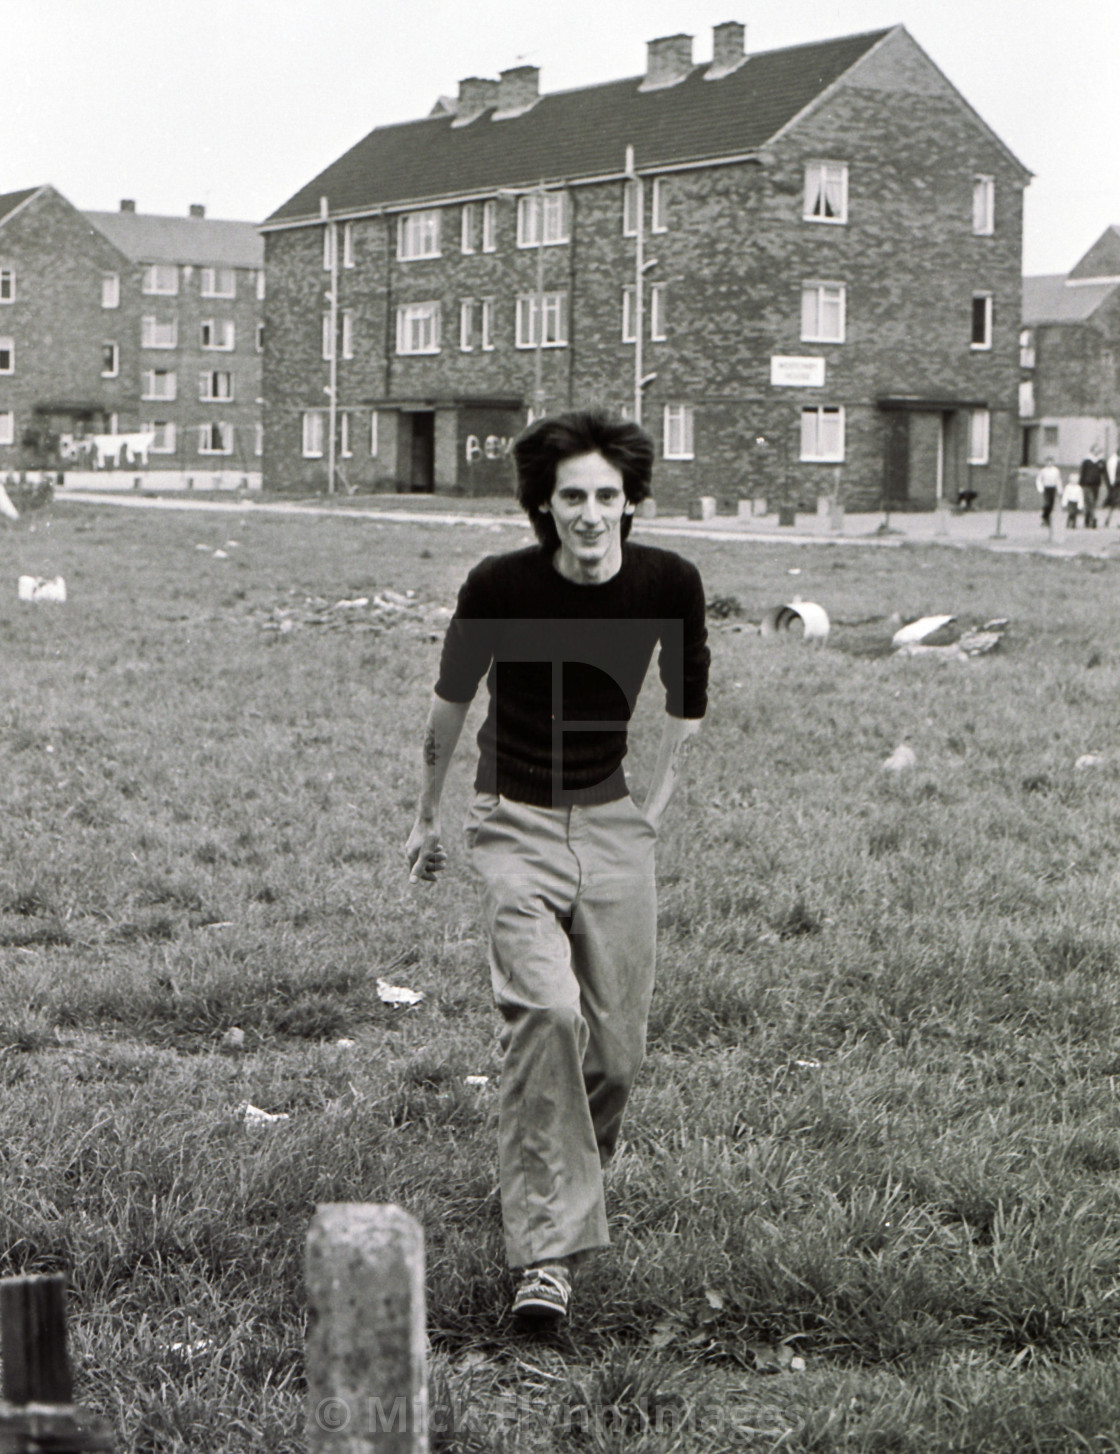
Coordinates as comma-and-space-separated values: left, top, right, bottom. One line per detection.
434, 541, 709, 807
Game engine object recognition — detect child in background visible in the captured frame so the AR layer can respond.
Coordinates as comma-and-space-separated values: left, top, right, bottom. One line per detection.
1062, 473, 1084, 529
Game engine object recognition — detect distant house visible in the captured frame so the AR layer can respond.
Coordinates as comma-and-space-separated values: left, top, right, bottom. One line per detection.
1020, 228, 1120, 469
261, 22, 1028, 511
0, 185, 263, 486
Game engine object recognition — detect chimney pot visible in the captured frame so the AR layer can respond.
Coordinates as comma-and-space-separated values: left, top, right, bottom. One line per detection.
708, 21, 746, 76
494, 64, 539, 116
641, 33, 693, 90
119, 199, 136, 213
189, 203, 205, 218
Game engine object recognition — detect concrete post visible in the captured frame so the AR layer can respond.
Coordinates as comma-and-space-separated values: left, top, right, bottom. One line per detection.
306, 1205, 428, 1454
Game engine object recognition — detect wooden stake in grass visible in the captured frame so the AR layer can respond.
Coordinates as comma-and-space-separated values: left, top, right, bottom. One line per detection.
306, 1204, 428, 1453
0, 1274, 114, 1452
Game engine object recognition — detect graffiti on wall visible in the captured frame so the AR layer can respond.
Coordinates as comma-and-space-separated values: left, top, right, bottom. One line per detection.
465, 434, 514, 465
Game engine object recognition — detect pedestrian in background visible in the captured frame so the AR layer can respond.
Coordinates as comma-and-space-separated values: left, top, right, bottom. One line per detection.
1062, 472, 1084, 529
1103, 446, 1120, 526
1035, 455, 1062, 532
1079, 444, 1105, 528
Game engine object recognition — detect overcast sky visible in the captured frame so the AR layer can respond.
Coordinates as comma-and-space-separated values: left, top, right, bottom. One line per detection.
7, 0, 1117, 275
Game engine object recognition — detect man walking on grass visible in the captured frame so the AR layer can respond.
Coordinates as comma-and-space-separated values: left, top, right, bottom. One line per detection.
406, 409, 709, 1324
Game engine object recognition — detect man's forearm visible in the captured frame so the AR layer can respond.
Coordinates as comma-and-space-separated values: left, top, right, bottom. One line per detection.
641, 714, 701, 826
417, 694, 471, 821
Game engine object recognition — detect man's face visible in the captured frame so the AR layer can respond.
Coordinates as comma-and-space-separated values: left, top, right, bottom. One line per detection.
542, 451, 634, 569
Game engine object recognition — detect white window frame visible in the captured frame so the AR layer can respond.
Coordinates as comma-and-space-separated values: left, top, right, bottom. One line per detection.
517, 192, 569, 248
142, 316, 177, 350
256, 269, 266, 301
141, 420, 177, 454
972, 175, 995, 237
800, 405, 845, 462
254, 421, 263, 457
341, 309, 354, 360
663, 404, 694, 461
303, 410, 324, 458
0, 411, 13, 445
971, 292, 993, 351
650, 282, 666, 341
1019, 329, 1035, 369
651, 177, 668, 233
801, 282, 846, 343
340, 411, 352, 459
397, 210, 441, 261
480, 297, 494, 350
201, 318, 235, 351
198, 421, 234, 456
322, 314, 333, 361
804, 161, 848, 224
101, 341, 119, 378
142, 369, 177, 401
461, 203, 476, 255
622, 286, 636, 343
968, 408, 991, 465
623, 180, 638, 238
142, 264, 179, 295
481, 200, 497, 253
199, 369, 234, 402
323, 225, 334, 271
516, 292, 568, 348
0, 336, 12, 374
1019, 380, 1035, 419
200, 267, 236, 298
460, 298, 475, 352
342, 222, 354, 268
101, 273, 119, 309
395, 301, 441, 355
0, 268, 13, 303
370, 410, 379, 457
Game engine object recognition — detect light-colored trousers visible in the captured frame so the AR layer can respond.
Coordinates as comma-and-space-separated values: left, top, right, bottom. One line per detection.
465, 792, 657, 1270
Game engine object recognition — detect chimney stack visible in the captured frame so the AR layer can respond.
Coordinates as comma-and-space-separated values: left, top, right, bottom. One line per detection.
453, 76, 500, 126
640, 34, 693, 91
707, 21, 746, 78
493, 64, 539, 117
189, 203, 205, 218
119, 199, 136, 213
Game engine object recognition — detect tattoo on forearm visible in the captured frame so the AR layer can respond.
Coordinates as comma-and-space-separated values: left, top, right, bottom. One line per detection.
423, 726, 438, 768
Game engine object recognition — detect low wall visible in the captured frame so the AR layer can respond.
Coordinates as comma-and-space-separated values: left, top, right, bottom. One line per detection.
58, 469, 262, 492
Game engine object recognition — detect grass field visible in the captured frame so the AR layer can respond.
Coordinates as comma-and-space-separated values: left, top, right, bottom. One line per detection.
4, 498, 1120, 1452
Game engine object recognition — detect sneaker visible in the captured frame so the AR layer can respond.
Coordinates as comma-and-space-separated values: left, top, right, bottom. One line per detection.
511, 1263, 571, 1322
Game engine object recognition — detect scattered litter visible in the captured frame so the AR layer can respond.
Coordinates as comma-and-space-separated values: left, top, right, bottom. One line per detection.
241, 1102, 290, 1126
891, 614, 954, 648
1075, 753, 1105, 771
0, 483, 19, 521
221, 1026, 246, 1050
18, 575, 66, 603
748, 1342, 797, 1374
787, 568, 801, 575
168, 1337, 214, 1360
881, 743, 916, 773
225, 540, 240, 548
464, 1074, 490, 1087
790, 1356, 807, 1373
892, 615, 1009, 661
212, 549, 228, 559
259, 590, 452, 640
377, 977, 424, 1007
335, 1037, 357, 1048
793, 1058, 822, 1070
195, 543, 210, 552
760, 600, 830, 644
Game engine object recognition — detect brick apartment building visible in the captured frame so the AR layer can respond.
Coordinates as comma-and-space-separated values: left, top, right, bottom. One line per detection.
0, 184, 263, 485
1020, 227, 1120, 470
261, 23, 1029, 511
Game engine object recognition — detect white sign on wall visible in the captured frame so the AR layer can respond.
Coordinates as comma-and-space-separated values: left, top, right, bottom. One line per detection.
770, 356, 826, 388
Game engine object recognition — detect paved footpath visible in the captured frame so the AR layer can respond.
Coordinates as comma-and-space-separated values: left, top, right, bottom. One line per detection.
56, 489, 1120, 559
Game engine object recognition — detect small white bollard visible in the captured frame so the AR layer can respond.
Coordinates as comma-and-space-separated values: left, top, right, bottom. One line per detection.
306, 1205, 428, 1453
687, 496, 716, 521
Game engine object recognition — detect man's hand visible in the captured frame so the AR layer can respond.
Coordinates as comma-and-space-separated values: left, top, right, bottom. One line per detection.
406, 818, 448, 884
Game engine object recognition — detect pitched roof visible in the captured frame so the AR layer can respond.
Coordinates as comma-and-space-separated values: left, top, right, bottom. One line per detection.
1068, 225, 1120, 282
265, 28, 893, 225
0, 186, 43, 227
83, 210, 263, 268
1022, 273, 1119, 325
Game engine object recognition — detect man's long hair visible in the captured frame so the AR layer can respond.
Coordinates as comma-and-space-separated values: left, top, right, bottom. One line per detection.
513, 409, 655, 551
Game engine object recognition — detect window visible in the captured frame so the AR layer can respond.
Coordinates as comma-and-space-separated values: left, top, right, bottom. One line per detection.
623, 181, 639, 238
142, 369, 176, 401
516, 292, 568, 347
1043, 424, 1059, 449
480, 297, 494, 350
141, 421, 177, 454
481, 200, 496, 252
460, 298, 475, 351
972, 176, 994, 236
323, 225, 335, 271
142, 316, 177, 349
968, 408, 990, 465
256, 269, 266, 301
652, 178, 668, 233
142, 264, 179, 295
397, 210, 441, 260
622, 286, 636, 343
303, 411, 324, 457
0, 412, 13, 445
1019, 380, 1035, 418
971, 293, 992, 350
339, 412, 352, 459
396, 301, 441, 354
199, 370, 233, 401
650, 282, 666, 341
322, 314, 333, 361
663, 404, 694, 460
0, 336, 14, 372
800, 405, 845, 461
256, 322, 264, 353
101, 342, 119, 378
254, 422, 263, 457
199, 422, 234, 455
101, 273, 119, 308
461, 203, 476, 254
370, 410, 379, 457
0, 268, 13, 302
341, 310, 354, 360
200, 267, 236, 298
201, 318, 235, 350
342, 222, 354, 268
517, 192, 569, 247
1019, 328, 1035, 369
801, 282, 846, 342
804, 161, 848, 223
